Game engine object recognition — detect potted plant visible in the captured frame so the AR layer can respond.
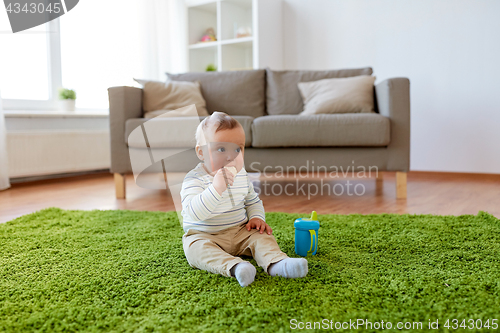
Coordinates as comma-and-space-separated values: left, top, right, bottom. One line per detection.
58, 88, 76, 111
205, 64, 217, 72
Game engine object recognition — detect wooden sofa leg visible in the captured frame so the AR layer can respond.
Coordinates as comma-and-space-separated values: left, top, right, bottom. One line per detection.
114, 173, 126, 199
396, 172, 407, 199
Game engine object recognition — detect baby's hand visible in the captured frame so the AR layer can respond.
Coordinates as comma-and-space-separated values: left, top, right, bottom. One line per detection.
247, 218, 272, 235
213, 167, 235, 195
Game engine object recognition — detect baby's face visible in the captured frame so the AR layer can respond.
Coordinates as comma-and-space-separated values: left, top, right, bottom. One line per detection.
198, 127, 245, 176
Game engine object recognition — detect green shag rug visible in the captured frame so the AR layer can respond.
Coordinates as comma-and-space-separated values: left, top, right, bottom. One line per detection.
1, 208, 500, 332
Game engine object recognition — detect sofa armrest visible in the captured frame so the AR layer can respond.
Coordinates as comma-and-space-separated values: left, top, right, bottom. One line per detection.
108, 86, 143, 174
375, 78, 411, 171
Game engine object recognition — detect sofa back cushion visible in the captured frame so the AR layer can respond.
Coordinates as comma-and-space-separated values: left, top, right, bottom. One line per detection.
134, 79, 209, 118
266, 67, 373, 115
126, 116, 255, 148
251, 114, 390, 148
167, 70, 266, 118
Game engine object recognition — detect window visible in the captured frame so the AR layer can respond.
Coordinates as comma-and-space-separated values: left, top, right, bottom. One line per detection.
0, 0, 144, 111
59, 0, 144, 109
0, 11, 55, 107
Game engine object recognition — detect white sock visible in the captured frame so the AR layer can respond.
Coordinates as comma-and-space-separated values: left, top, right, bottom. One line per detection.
268, 258, 308, 278
230, 262, 256, 287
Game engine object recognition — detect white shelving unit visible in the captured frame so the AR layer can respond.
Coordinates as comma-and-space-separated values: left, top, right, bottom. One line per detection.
186, 0, 282, 72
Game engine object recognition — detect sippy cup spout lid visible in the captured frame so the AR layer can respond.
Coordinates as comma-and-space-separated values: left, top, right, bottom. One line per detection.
294, 211, 320, 230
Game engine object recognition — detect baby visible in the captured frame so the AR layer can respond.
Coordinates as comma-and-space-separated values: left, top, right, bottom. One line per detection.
180, 111, 308, 287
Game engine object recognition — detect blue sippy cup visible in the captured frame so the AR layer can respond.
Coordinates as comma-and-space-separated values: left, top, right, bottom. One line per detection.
294, 211, 320, 257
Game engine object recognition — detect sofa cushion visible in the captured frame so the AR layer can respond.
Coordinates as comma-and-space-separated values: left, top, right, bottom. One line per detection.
298, 75, 377, 115
133, 79, 209, 118
266, 67, 374, 115
166, 70, 266, 118
251, 114, 390, 147
126, 116, 254, 148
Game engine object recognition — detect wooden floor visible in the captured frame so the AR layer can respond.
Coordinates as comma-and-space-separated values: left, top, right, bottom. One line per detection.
1, 171, 499, 223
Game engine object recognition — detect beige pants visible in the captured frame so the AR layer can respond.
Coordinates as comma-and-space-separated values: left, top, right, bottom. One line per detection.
182, 222, 289, 277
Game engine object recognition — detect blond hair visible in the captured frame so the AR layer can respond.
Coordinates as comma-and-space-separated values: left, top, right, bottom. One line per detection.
195, 111, 242, 146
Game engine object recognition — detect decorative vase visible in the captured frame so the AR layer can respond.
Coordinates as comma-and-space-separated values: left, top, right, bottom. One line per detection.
58, 99, 76, 112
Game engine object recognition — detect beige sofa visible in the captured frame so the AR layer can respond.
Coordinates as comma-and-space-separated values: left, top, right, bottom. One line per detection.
108, 67, 410, 199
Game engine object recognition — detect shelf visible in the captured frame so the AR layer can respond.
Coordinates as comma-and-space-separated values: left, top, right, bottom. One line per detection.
221, 41, 253, 71
187, 0, 283, 72
189, 47, 218, 72
220, 0, 252, 41
189, 41, 219, 49
187, 2, 217, 45
220, 36, 253, 45
189, 37, 252, 50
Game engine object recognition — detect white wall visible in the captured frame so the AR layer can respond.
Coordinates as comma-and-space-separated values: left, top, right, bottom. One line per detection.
283, 0, 500, 174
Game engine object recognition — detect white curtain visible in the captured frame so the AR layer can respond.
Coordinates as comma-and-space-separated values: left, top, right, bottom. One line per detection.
0, 91, 10, 191
136, 0, 188, 81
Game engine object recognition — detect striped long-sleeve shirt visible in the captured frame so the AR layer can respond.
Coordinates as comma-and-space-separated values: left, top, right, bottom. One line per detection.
180, 162, 265, 233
